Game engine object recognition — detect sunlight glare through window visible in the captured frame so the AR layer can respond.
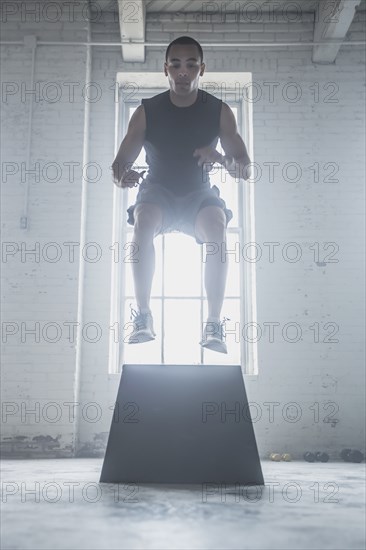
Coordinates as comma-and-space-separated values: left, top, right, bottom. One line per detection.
122, 104, 242, 366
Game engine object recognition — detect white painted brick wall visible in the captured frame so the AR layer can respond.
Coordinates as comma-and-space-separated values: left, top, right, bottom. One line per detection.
1, 1, 89, 454
1, 2, 365, 459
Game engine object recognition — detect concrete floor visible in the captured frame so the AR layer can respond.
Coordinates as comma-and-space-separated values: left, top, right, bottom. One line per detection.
1, 459, 365, 550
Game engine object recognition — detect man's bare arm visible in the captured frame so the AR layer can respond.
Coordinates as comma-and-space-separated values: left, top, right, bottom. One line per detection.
111, 105, 146, 185
217, 103, 252, 181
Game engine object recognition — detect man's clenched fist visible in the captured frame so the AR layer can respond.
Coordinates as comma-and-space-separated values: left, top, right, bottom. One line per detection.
112, 161, 146, 188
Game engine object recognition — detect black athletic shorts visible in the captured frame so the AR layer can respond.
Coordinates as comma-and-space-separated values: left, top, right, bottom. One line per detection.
126, 182, 233, 245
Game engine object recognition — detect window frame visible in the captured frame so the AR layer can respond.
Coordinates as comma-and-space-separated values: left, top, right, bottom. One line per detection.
108, 81, 258, 375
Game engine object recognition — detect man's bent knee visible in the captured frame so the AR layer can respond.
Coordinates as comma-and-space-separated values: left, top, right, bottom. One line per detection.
194, 205, 227, 243
134, 203, 163, 237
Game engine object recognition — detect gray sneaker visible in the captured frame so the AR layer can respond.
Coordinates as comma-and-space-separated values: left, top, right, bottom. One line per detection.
128, 305, 156, 344
199, 317, 229, 354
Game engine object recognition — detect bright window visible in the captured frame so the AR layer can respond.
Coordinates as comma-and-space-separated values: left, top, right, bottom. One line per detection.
109, 86, 258, 374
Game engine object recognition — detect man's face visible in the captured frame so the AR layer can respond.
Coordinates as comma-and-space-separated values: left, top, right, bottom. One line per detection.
164, 45, 205, 94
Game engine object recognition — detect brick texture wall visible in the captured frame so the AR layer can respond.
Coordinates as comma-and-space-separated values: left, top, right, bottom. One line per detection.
1, 3, 365, 458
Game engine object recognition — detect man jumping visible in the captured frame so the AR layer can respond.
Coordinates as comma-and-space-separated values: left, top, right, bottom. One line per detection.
112, 36, 251, 354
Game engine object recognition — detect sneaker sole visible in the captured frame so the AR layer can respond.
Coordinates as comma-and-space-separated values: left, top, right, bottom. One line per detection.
128, 331, 156, 344
199, 339, 228, 354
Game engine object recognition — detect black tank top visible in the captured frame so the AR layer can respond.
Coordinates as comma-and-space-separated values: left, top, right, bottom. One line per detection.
141, 89, 222, 196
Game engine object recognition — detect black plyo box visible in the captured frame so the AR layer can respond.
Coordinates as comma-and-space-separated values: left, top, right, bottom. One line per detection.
100, 364, 264, 485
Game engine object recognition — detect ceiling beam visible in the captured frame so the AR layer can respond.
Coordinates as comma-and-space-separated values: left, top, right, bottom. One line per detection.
118, 0, 146, 62
312, 0, 362, 63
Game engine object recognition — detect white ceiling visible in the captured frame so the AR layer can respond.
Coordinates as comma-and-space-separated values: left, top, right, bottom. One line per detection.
93, 0, 366, 13
92, 0, 365, 64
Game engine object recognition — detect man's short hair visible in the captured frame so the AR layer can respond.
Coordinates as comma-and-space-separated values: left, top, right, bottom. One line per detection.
165, 36, 204, 64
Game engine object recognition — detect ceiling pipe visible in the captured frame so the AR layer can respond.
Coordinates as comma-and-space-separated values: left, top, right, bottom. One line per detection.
1, 40, 365, 47
73, 11, 92, 458
20, 35, 37, 231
